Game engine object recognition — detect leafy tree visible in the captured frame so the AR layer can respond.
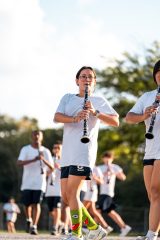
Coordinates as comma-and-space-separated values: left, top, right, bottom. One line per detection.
96, 41, 160, 207
0, 114, 63, 202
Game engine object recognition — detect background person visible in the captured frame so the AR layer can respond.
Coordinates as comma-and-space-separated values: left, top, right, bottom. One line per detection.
83, 166, 113, 236
17, 130, 53, 235
125, 60, 160, 240
96, 151, 131, 237
45, 141, 62, 235
54, 66, 119, 240
3, 197, 20, 233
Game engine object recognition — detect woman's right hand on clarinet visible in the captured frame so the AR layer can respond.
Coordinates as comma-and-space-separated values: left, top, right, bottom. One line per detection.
74, 109, 90, 122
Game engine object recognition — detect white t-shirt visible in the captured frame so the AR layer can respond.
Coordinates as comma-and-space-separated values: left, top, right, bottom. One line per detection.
56, 94, 118, 169
3, 203, 20, 223
84, 166, 103, 202
98, 164, 123, 197
129, 89, 160, 159
45, 157, 61, 197
18, 145, 53, 192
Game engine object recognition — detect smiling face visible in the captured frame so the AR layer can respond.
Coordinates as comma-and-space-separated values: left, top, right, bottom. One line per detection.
75, 67, 96, 96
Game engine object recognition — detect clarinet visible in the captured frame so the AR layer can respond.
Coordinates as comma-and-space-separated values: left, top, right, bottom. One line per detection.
38, 144, 44, 174
106, 164, 111, 184
145, 86, 160, 139
50, 156, 57, 186
81, 84, 90, 144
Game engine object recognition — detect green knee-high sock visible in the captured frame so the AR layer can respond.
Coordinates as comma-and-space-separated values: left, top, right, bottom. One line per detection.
70, 208, 82, 237
82, 206, 98, 230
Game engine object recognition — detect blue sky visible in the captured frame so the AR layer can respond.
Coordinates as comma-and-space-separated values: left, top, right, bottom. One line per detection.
0, 0, 160, 129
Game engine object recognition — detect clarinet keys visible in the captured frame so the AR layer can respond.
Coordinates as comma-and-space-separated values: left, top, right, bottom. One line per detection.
145, 86, 160, 139
81, 84, 90, 144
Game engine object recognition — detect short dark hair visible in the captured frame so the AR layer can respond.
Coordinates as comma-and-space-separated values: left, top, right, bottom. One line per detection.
153, 60, 160, 84
102, 151, 114, 158
32, 129, 42, 134
53, 140, 62, 146
76, 66, 96, 79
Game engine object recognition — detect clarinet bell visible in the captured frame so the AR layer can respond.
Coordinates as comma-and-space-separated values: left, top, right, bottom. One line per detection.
81, 135, 90, 143
145, 132, 154, 139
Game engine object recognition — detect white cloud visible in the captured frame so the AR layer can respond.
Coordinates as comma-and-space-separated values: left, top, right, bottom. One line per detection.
0, 0, 126, 129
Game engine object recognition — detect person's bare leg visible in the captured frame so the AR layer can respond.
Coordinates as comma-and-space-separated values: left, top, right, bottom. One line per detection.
7, 221, 12, 233
32, 203, 41, 226
25, 205, 32, 220
89, 203, 109, 228
108, 210, 125, 229
53, 208, 61, 228
10, 222, 16, 233
83, 200, 91, 210
149, 161, 160, 232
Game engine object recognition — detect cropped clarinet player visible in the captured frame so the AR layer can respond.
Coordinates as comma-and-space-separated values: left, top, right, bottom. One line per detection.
125, 60, 160, 240
54, 66, 119, 240
17, 130, 53, 235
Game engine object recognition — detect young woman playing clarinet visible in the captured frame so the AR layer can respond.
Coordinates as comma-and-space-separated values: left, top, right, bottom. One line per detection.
125, 60, 160, 240
54, 66, 119, 240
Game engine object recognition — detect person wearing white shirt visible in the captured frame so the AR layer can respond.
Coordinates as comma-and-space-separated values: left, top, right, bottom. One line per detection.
83, 166, 113, 236
45, 141, 62, 235
17, 130, 53, 235
125, 60, 160, 240
54, 66, 119, 240
3, 197, 20, 233
97, 151, 131, 237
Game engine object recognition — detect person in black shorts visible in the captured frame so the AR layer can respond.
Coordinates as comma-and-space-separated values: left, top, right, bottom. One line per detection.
45, 142, 62, 235
17, 130, 53, 235
54, 66, 119, 240
96, 151, 131, 237
125, 60, 160, 240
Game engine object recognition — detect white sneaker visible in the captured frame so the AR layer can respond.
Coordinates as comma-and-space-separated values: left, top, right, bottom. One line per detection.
61, 234, 84, 240
119, 225, 132, 237
105, 225, 113, 235
87, 225, 107, 240
82, 227, 89, 235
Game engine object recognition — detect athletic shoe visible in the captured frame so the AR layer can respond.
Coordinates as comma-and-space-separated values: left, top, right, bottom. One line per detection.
61, 228, 69, 235
26, 219, 32, 233
82, 227, 89, 235
105, 225, 113, 235
30, 226, 38, 235
58, 223, 65, 234
86, 225, 107, 240
61, 234, 83, 240
51, 226, 58, 235
119, 225, 132, 237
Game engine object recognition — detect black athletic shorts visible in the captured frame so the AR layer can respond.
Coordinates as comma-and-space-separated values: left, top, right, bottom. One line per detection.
21, 190, 44, 206
96, 194, 117, 213
61, 165, 92, 180
46, 196, 61, 211
143, 159, 156, 166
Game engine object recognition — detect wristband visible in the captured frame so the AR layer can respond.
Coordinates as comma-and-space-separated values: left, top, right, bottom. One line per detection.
94, 110, 100, 118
